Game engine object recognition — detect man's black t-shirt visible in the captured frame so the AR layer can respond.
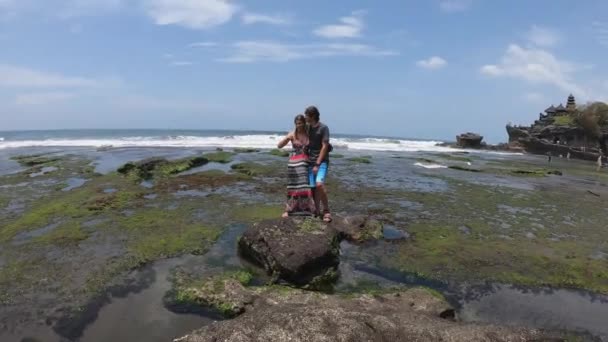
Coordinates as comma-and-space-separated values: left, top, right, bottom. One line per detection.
308, 122, 329, 164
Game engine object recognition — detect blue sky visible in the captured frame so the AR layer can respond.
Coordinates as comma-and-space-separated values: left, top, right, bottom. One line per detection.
1, 0, 607, 142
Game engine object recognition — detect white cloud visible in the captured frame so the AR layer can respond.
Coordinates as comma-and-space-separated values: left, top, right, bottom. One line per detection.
0, 64, 117, 88
313, 11, 365, 39
526, 25, 560, 48
169, 61, 194, 66
219, 40, 397, 63
480, 44, 587, 98
592, 21, 608, 47
416, 56, 447, 70
241, 13, 290, 25
439, 0, 472, 12
143, 0, 238, 29
15, 91, 76, 105
188, 41, 218, 48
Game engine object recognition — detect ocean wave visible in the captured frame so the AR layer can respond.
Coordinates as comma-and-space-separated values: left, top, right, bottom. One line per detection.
0, 134, 519, 154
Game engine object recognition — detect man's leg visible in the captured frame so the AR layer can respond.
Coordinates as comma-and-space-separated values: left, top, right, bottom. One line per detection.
315, 163, 330, 220
309, 167, 320, 216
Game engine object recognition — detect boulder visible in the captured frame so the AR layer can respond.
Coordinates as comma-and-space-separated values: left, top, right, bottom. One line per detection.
175, 287, 557, 342
237, 218, 340, 289
456, 132, 484, 148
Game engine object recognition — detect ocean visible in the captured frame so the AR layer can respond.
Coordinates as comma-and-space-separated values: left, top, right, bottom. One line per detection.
0, 129, 453, 152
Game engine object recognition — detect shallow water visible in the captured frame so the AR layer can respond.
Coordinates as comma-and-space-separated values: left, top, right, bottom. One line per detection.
459, 284, 608, 340
62, 178, 88, 191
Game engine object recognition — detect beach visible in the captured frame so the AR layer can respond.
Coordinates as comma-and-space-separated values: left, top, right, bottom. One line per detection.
1, 129, 608, 341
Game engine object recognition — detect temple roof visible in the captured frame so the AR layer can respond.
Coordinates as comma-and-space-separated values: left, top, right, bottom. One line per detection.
556, 104, 566, 111
544, 105, 556, 113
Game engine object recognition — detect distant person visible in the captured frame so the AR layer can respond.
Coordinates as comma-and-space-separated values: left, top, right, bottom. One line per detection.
546, 152, 552, 164
305, 105, 332, 222
566, 152, 571, 160
597, 155, 603, 172
277, 114, 315, 218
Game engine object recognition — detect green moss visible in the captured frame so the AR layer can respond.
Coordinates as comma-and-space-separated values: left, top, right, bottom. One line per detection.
230, 162, 275, 177
331, 154, 344, 158
234, 148, 260, 153
34, 222, 89, 246
203, 151, 235, 164
297, 218, 325, 232
166, 270, 254, 317
553, 115, 575, 126
117, 156, 208, 180
129, 225, 220, 263
347, 157, 372, 164
0, 196, 8, 209
85, 190, 143, 211
232, 204, 283, 222
304, 267, 339, 292
435, 153, 473, 163
269, 149, 290, 157
156, 156, 208, 176
0, 189, 92, 242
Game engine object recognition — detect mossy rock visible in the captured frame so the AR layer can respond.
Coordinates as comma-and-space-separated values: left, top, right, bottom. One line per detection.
117, 156, 208, 180
448, 165, 482, 172
164, 270, 255, 317
269, 149, 290, 157
510, 169, 562, 177
11, 154, 61, 167
234, 148, 260, 153
203, 151, 235, 164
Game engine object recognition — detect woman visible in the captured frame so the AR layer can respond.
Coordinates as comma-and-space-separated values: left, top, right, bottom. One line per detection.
277, 114, 316, 218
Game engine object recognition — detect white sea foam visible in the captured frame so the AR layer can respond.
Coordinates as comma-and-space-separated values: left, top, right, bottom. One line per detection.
0, 134, 449, 152
414, 162, 448, 169
0, 134, 522, 155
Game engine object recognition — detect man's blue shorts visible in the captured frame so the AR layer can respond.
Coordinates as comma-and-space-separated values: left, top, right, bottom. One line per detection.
309, 162, 328, 187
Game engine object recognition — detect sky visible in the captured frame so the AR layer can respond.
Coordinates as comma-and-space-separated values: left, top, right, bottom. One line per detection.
1, 0, 607, 142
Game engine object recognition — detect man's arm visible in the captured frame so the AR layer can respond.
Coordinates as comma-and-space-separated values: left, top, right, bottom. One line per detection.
315, 126, 330, 165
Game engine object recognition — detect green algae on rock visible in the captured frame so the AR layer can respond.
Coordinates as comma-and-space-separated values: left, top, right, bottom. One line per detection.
164, 270, 255, 317
203, 151, 235, 164
117, 156, 208, 180
11, 154, 61, 167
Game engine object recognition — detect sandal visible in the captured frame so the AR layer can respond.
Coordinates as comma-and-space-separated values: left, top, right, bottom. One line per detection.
322, 212, 332, 223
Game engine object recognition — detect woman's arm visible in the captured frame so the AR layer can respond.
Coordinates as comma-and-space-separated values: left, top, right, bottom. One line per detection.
277, 131, 293, 149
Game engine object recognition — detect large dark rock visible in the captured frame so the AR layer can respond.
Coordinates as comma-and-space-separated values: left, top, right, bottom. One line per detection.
237, 218, 340, 288
175, 287, 559, 342
456, 132, 484, 148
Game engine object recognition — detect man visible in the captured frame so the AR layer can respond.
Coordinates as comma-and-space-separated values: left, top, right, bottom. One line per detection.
305, 105, 331, 222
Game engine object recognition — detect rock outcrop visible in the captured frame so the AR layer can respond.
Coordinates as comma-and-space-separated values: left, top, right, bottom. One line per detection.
174, 286, 558, 342
456, 132, 484, 149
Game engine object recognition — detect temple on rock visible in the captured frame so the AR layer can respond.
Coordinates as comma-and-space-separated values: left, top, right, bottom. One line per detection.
506, 94, 607, 161
537, 94, 576, 124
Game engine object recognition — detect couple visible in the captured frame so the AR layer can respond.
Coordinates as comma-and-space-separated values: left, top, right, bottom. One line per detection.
277, 106, 332, 223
